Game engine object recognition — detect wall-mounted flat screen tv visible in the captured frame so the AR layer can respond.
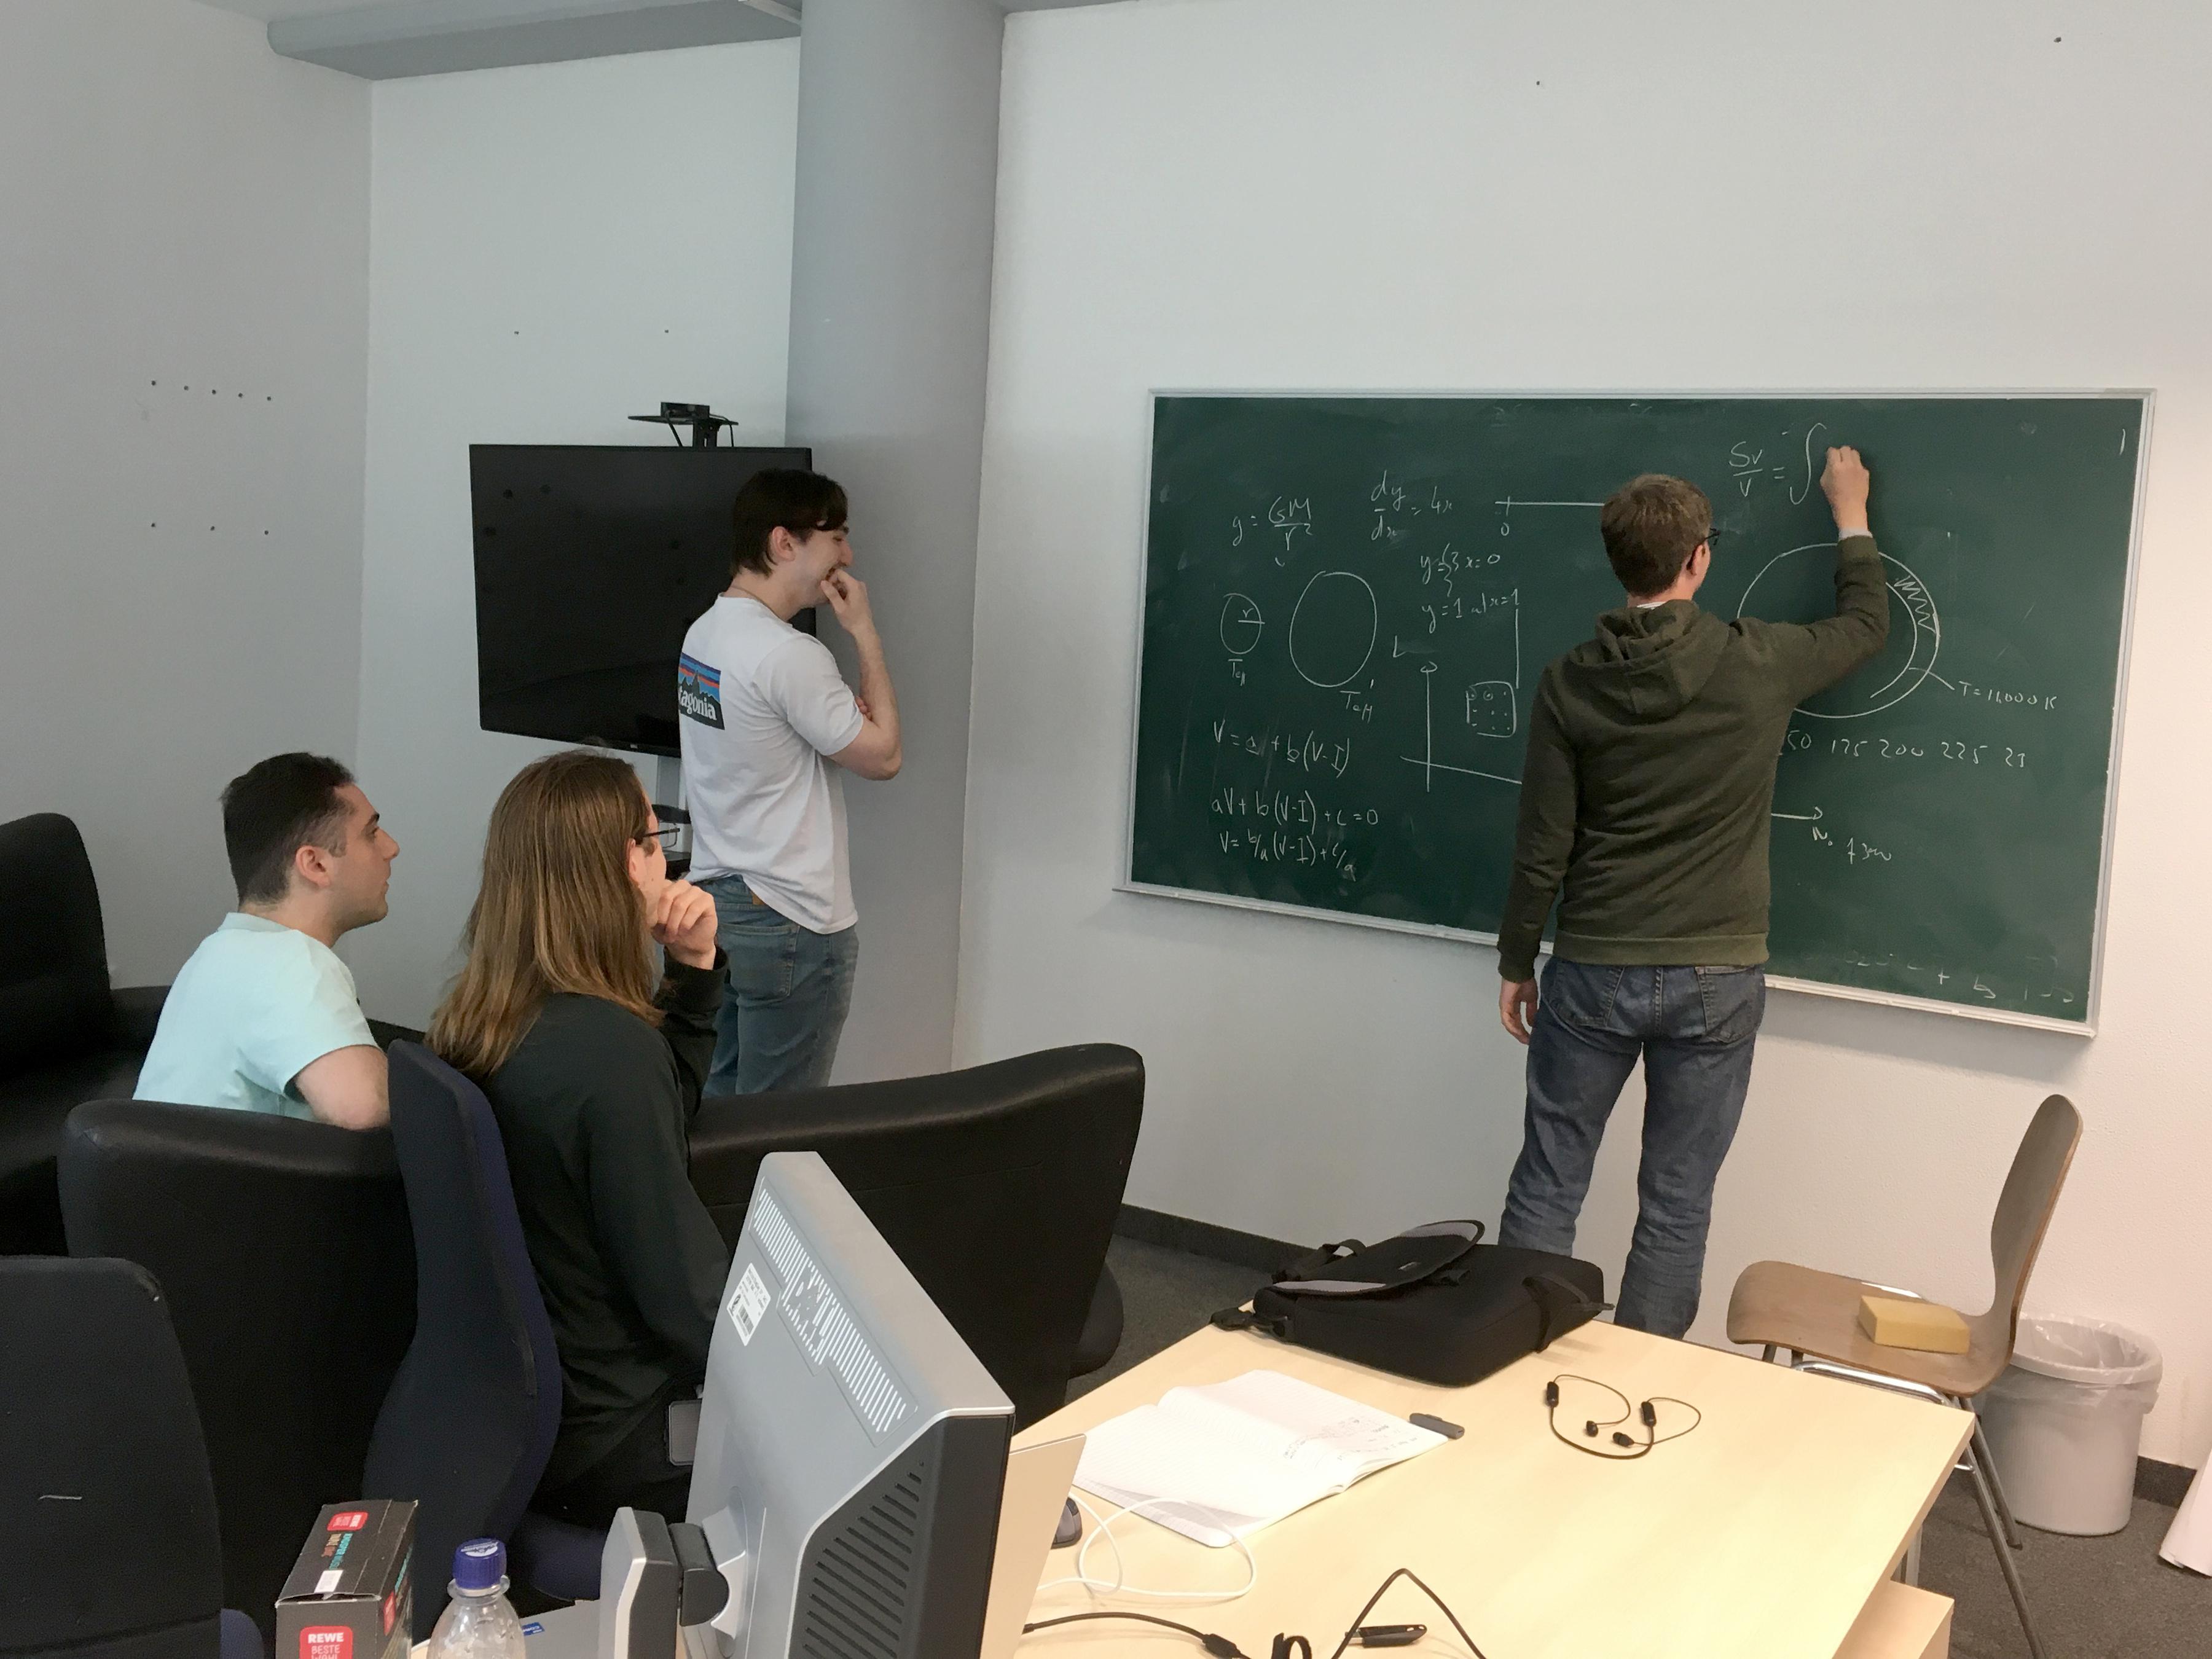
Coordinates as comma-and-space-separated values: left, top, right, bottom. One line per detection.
470, 444, 812, 757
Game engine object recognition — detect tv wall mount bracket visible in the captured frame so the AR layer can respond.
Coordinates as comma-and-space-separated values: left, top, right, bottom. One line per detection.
629, 401, 739, 447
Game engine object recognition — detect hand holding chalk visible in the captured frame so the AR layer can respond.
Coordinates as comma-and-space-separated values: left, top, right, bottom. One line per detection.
1822, 445, 1872, 537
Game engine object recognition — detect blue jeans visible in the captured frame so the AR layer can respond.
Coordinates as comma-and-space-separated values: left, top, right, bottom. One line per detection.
699, 876, 859, 1096
1497, 959, 1766, 1339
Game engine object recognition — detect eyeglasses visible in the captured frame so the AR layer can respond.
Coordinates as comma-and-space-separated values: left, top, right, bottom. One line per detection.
640, 825, 684, 852
1702, 527, 1727, 547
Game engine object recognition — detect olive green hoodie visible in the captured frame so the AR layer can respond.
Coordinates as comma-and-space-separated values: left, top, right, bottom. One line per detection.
1495, 535, 1889, 982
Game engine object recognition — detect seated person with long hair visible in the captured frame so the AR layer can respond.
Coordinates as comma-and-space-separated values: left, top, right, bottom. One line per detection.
428, 750, 729, 1526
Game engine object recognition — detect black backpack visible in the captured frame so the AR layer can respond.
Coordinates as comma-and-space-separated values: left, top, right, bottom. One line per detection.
1213, 1221, 1609, 1387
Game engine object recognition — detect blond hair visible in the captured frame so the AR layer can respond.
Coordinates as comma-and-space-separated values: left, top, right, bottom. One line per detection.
429, 751, 660, 1077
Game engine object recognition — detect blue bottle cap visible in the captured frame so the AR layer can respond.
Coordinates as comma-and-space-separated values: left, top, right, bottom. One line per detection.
453, 1538, 505, 1592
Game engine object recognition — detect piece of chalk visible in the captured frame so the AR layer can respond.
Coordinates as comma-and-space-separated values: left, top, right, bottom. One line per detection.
1409, 1413, 1464, 1439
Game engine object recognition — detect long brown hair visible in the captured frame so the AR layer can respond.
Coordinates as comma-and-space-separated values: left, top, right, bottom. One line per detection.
429, 751, 661, 1077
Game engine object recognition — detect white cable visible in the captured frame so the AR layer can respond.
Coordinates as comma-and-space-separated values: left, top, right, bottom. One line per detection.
1034, 1492, 1259, 1604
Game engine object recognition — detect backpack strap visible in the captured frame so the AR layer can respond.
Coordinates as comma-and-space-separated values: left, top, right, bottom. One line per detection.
1270, 1239, 1365, 1284
1210, 1305, 1291, 1338
1523, 1273, 1615, 1351
1270, 1221, 1486, 1298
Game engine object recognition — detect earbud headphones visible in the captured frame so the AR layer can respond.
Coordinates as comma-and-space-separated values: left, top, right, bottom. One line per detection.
1542, 1375, 1703, 1460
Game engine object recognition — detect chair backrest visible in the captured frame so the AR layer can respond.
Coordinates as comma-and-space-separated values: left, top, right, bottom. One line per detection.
687, 1044, 1146, 1427
1984, 1092, 2084, 1340
0, 1257, 227, 1659
58, 1097, 417, 1644
0, 812, 112, 1075
365, 1042, 564, 1637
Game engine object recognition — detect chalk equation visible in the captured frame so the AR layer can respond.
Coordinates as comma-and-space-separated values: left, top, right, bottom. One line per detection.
1207, 783, 1378, 881
1950, 681, 2059, 710
1725, 422, 1829, 504
1211, 718, 1354, 779
1369, 471, 1457, 544
1229, 497, 1314, 561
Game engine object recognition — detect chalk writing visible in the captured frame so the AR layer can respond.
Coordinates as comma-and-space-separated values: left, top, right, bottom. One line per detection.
1953, 681, 2057, 710
1416, 543, 1504, 594
1491, 496, 1601, 538
1465, 681, 1517, 739
1839, 951, 2082, 1011
1147, 410, 2120, 1026
1228, 498, 1314, 562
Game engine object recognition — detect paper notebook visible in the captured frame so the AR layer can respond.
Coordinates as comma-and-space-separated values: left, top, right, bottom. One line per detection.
1073, 1369, 1445, 1547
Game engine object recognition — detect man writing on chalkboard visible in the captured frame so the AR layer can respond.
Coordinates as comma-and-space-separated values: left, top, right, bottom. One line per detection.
1492, 449, 1886, 1338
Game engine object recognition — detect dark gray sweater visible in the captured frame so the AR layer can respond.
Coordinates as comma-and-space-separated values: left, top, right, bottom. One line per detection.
482, 955, 731, 1488
1496, 535, 1890, 982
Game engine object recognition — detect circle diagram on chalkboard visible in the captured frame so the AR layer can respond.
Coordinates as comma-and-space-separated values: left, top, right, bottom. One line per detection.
1288, 570, 1379, 688
1218, 592, 1265, 656
1735, 543, 1942, 720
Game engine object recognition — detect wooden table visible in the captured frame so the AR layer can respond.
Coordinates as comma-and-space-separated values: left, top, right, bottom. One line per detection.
1014, 1320, 1969, 1659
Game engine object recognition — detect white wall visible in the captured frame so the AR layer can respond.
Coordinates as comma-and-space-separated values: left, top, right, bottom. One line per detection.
347, 40, 800, 1026
0, 0, 368, 983
960, 0, 2212, 1468
782, 0, 1006, 1084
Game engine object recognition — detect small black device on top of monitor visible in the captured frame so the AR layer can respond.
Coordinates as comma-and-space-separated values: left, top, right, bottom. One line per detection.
469, 444, 812, 757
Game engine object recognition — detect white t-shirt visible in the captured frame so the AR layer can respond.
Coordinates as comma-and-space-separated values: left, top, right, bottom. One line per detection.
678, 594, 865, 933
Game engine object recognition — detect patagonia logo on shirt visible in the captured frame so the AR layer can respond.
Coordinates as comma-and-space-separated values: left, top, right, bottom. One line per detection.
678, 653, 724, 729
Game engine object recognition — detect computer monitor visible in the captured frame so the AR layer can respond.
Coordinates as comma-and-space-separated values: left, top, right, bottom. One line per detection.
685, 1153, 1017, 1659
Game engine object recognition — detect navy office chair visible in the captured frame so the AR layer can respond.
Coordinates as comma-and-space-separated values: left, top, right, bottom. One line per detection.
363, 1043, 602, 1637
0, 1257, 260, 1659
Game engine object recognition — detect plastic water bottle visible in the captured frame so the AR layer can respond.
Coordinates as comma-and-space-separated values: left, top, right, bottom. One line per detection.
426, 1538, 528, 1659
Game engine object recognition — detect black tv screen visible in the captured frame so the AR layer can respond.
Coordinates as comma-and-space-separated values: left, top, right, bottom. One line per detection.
470, 444, 812, 756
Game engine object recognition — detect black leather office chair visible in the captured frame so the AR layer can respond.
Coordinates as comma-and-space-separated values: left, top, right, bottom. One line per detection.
690, 1043, 1146, 1427
0, 814, 168, 1253
0, 1257, 261, 1659
365, 1044, 603, 1635
58, 1099, 417, 1644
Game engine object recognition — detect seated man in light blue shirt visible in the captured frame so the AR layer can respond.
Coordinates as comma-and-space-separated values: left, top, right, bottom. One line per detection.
138, 753, 399, 1128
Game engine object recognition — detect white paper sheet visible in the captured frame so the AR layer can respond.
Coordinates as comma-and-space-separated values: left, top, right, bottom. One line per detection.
1073, 1370, 1445, 1546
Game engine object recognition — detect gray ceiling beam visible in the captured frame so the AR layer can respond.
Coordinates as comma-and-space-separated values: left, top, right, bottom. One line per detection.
268, 0, 799, 80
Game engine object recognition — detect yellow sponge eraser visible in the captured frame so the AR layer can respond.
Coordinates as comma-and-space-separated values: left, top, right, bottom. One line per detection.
1857, 1295, 1970, 1354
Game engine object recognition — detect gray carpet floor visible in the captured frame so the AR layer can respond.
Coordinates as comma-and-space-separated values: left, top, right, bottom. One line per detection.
1083, 1235, 2210, 1659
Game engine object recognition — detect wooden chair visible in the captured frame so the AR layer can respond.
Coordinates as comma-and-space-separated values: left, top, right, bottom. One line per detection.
1726, 1092, 2082, 1659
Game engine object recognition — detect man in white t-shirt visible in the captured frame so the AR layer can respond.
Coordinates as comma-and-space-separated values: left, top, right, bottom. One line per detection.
678, 468, 902, 1093
138, 752, 398, 1127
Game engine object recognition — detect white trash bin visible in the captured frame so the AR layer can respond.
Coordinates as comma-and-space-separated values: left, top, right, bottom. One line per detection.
1979, 1315, 2162, 1536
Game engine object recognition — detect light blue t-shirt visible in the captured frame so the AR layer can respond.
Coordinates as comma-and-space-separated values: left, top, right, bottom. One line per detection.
136, 912, 377, 1120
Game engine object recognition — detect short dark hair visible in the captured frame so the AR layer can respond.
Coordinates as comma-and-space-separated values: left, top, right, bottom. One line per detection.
1601, 474, 1713, 597
730, 468, 849, 579
221, 753, 356, 905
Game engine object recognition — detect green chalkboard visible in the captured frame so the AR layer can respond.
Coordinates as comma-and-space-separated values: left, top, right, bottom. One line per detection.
1126, 394, 2147, 1029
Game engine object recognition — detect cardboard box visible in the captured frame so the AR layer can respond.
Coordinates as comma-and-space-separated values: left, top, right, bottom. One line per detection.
275, 1500, 417, 1659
